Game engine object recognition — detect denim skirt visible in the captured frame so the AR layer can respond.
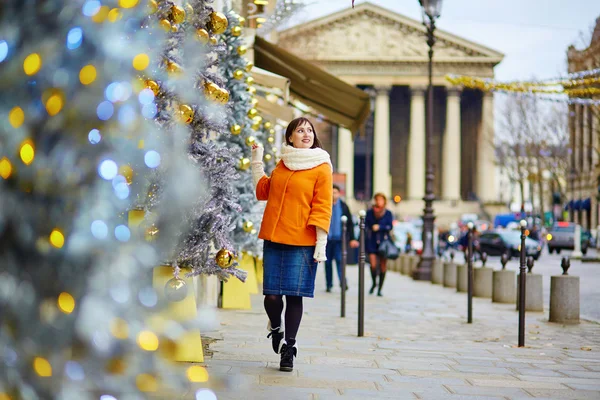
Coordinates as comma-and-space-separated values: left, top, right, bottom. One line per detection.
263, 240, 317, 298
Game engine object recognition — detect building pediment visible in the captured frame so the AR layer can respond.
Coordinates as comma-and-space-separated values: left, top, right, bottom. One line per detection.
277, 2, 503, 65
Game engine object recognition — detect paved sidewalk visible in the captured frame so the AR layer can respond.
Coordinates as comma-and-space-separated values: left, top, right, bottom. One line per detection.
201, 265, 600, 400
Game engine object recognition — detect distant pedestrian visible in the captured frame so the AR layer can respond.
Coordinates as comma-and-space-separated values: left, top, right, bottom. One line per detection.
251, 117, 332, 372
365, 193, 394, 296
325, 184, 359, 292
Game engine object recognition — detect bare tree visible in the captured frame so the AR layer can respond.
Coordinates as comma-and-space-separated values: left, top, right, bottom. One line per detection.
496, 94, 569, 222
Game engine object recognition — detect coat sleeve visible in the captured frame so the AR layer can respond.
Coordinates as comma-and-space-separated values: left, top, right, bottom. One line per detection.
382, 210, 394, 232
255, 175, 270, 201
365, 209, 374, 231
307, 165, 333, 234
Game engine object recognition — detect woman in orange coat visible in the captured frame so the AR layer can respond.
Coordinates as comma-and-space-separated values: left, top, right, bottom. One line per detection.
251, 117, 332, 372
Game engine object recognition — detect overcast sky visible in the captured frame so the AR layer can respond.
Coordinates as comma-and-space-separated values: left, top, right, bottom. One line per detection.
284, 0, 600, 81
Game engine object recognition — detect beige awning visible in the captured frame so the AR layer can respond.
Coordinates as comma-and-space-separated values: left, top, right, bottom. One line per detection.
255, 96, 295, 123
253, 36, 371, 133
251, 66, 290, 102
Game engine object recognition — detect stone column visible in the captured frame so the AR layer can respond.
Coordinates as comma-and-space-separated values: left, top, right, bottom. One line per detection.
373, 86, 391, 198
477, 92, 497, 203
443, 87, 461, 201
337, 127, 355, 200
408, 86, 426, 200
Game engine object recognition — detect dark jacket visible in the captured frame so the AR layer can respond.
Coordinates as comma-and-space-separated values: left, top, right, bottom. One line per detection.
365, 209, 394, 254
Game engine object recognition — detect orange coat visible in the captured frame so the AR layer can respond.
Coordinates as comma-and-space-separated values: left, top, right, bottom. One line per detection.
256, 161, 332, 246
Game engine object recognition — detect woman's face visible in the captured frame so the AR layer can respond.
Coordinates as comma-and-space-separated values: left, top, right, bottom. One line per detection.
289, 121, 314, 149
374, 196, 385, 208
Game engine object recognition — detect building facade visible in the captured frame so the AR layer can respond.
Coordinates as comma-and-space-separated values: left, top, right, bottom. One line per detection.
566, 17, 600, 232
275, 2, 504, 225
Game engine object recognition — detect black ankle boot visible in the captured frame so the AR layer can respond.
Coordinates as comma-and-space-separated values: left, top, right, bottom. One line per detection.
369, 268, 378, 294
279, 342, 297, 372
267, 326, 284, 354
377, 271, 386, 296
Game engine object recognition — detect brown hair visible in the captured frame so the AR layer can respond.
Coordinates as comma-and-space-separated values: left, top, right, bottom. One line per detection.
373, 192, 387, 205
285, 117, 322, 149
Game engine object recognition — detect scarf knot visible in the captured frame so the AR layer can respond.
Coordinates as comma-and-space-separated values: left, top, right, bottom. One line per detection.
280, 144, 332, 171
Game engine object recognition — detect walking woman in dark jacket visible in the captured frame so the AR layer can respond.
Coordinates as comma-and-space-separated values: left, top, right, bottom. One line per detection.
365, 193, 394, 296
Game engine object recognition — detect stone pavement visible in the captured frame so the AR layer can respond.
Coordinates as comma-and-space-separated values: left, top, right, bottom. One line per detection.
200, 265, 600, 400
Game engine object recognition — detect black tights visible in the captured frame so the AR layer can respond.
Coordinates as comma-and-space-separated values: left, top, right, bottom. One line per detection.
264, 295, 303, 345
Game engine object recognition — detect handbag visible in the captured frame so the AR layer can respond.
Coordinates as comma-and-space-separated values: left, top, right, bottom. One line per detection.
378, 237, 400, 260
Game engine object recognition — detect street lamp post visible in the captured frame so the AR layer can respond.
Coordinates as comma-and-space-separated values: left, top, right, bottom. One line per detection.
414, 0, 443, 280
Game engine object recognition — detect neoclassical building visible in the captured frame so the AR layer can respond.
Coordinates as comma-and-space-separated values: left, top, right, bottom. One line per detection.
275, 2, 504, 223
566, 17, 600, 232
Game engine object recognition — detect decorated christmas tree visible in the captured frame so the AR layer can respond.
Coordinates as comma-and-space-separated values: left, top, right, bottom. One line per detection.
0, 0, 233, 397
218, 9, 278, 256
138, 0, 247, 282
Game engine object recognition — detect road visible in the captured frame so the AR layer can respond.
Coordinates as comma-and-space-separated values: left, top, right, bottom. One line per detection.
452, 248, 600, 322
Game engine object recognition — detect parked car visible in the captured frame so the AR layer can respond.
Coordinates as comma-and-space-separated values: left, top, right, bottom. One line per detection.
547, 222, 588, 255
478, 230, 542, 260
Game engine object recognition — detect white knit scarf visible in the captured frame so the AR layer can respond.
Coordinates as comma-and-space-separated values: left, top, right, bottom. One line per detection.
280, 144, 332, 171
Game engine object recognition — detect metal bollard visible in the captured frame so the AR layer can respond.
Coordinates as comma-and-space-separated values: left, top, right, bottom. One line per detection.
467, 222, 474, 323
500, 253, 509, 270
358, 210, 366, 337
518, 220, 527, 347
341, 215, 348, 318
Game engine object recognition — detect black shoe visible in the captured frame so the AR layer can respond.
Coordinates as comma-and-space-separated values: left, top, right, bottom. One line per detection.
369, 284, 376, 295
377, 291, 383, 297
279, 343, 297, 372
326, 287, 332, 293
267, 324, 284, 354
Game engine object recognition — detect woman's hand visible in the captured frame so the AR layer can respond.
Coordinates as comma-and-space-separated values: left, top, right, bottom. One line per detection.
251, 143, 264, 163
372, 224, 380, 232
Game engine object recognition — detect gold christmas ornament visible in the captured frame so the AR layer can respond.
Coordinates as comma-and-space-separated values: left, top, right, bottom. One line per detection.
164, 278, 188, 302
252, 116, 263, 125
171, 25, 179, 32
245, 62, 254, 72
230, 124, 242, 135
264, 153, 272, 161
242, 220, 254, 232
170, 5, 186, 24
247, 86, 256, 95
245, 76, 255, 85
251, 229, 257, 235
238, 16, 246, 26
267, 136, 274, 144
233, 70, 244, 80
204, 82, 229, 104
245, 136, 256, 146
215, 248, 234, 268
247, 108, 258, 118
145, 224, 159, 241
196, 28, 209, 43
216, 87, 230, 104
264, 121, 272, 130
209, 11, 228, 34
159, 19, 172, 32
251, 97, 259, 106
237, 45, 247, 55
231, 26, 242, 37
269, 128, 275, 135
145, 80, 160, 96
148, 0, 158, 13
166, 61, 182, 75
178, 104, 194, 124
272, 146, 278, 153
209, 36, 218, 46
239, 157, 250, 170
251, 121, 261, 131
